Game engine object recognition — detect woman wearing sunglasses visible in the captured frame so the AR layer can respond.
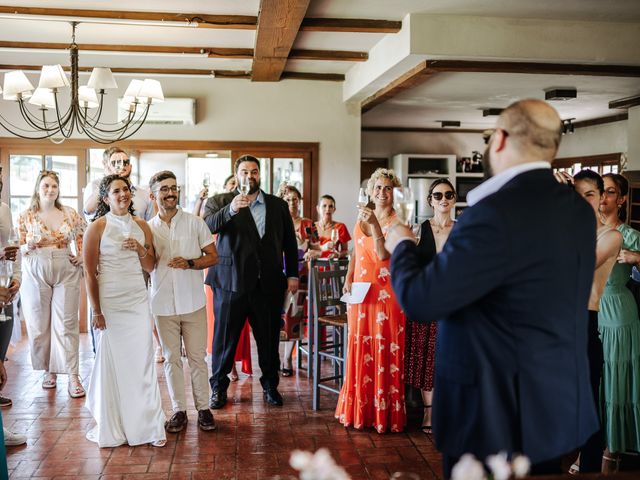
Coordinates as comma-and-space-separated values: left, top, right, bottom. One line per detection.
404, 178, 457, 434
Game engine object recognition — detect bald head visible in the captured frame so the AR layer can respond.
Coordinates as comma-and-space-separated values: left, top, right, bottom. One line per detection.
497, 99, 562, 161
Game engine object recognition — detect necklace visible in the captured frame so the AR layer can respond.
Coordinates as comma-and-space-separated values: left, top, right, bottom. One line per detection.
430, 217, 452, 234
317, 220, 335, 232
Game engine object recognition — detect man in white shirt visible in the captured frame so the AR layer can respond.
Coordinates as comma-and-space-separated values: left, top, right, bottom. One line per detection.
83, 147, 155, 221
147, 170, 218, 433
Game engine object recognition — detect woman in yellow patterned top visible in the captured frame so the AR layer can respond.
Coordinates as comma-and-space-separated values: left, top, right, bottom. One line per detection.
18, 170, 86, 397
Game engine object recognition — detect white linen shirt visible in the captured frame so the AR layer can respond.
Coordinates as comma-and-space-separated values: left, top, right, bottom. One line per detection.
148, 208, 214, 316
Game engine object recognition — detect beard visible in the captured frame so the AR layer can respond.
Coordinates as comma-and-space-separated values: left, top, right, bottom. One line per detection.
483, 146, 494, 180
249, 178, 260, 194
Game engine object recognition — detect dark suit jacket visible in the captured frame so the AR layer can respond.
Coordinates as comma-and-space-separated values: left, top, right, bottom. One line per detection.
391, 168, 598, 463
203, 190, 298, 294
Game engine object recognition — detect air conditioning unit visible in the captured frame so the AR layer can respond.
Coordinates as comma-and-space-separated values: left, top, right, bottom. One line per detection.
117, 97, 196, 125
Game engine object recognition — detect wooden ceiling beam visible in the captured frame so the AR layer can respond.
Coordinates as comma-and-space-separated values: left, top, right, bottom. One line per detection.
361, 61, 436, 113
0, 40, 365, 62
0, 6, 401, 33
300, 17, 401, 33
609, 95, 640, 110
252, 0, 311, 82
0, 64, 343, 81
425, 60, 640, 77
0, 6, 256, 29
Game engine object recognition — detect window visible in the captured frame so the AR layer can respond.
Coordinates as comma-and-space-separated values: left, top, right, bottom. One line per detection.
553, 153, 621, 177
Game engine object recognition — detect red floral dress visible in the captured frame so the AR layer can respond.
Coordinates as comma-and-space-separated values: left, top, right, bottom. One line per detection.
335, 221, 406, 433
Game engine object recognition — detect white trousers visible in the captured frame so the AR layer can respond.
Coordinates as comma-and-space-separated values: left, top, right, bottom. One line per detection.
154, 307, 209, 412
21, 248, 81, 374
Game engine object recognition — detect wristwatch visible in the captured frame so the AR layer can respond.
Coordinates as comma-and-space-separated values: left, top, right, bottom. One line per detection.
187, 259, 195, 269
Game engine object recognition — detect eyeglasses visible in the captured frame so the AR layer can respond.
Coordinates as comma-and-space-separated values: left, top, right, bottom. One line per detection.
156, 185, 180, 194
431, 191, 456, 201
109, 159, 130, 167
482, 128, 509, 145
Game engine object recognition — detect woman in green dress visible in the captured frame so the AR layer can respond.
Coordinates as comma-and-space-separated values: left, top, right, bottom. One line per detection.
598, 173, 640, 473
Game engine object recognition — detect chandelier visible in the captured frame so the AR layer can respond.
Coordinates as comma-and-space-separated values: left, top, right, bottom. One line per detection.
0, 22, 164, 144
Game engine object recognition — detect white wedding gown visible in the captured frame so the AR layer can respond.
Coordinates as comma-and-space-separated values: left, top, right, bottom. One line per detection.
86, 212, 166, 447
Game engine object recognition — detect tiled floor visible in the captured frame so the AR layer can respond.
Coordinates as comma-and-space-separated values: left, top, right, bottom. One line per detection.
3, 335, 442, 479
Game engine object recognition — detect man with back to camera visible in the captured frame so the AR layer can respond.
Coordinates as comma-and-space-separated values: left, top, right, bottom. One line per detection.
147, 170, 219, 433
385, 99, 598, 478
203, 155, 298, 408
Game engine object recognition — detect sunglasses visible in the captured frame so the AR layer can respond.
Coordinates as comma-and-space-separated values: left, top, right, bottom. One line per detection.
431, 191, 456, 201
109, 159, 131, 167
482, 128, 509, 145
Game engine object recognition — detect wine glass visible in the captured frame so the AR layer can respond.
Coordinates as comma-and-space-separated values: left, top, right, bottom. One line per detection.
121, 220, 132, 248
239, 176, 250, 196
30, 223, 42, 246
114, 157, 124, 173
330, 227, 340, 254
67, 230, 78, 257
358, 188, 368, 208
7, 227, 19, 247
202, 173, 210, 189
0, 260, 13, 322
393, 187, 415, 226
412, 223, 422, 244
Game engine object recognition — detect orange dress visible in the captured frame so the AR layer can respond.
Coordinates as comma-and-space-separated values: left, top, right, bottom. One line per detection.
205, 271, 252, 375
335, 221, 406, 433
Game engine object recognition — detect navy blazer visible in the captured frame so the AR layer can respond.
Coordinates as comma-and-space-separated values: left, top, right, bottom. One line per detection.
203, 190, 298, 294
391, 169, 598, 463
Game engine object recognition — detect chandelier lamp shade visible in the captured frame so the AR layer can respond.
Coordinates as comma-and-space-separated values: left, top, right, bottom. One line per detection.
0, 22, 164, 144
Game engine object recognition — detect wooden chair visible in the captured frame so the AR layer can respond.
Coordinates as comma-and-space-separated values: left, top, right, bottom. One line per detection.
310, 258, 349, 410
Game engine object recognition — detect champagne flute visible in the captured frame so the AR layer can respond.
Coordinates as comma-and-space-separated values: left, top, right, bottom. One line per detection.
121, 220, 132, 249
412, 223, 422, 244
0, 260, 13, 322
202, 173, 210, 189
7, 227, 19, 247
67, 229, 78, 257
114, 157, 124, 173
31, 223, 42, 247
330, 227, 340, 254
393, 187, 415, 226
239, 176, 250, 196
358, 188, 368, 208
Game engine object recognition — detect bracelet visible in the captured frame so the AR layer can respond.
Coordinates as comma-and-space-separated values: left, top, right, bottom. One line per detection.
138, 248, 148, 259
94, 312, 104, 317
374, 235, 384, 241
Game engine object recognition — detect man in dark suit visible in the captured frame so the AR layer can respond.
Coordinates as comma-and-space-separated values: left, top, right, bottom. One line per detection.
386, 99, 598, 478
203, 155, 299, 408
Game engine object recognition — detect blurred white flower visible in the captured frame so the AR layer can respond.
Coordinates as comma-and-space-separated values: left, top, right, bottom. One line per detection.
451, 454, 485, 480
486, 452, 511, 480
290, 448, 350, 480
511, 455, 531, 478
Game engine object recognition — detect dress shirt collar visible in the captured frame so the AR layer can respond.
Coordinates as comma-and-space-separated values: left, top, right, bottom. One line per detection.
466, 161, 551, 206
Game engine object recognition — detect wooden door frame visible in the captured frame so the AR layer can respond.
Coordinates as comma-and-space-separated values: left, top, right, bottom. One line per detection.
0, 138, 319, 219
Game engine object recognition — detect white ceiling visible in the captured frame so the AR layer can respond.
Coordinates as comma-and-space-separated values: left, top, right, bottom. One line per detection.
363, 72, 640, 128
0, 1, 638, 128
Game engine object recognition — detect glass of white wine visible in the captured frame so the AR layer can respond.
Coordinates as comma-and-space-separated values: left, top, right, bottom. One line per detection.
239, 176, 250, 196
7, 227, 19, 248
0, 260, 13, 322
203, 173, 210, 189
358, 188, 368, 208
393, 187, 415, 226
330, 227, 340, 254
121, 220, 132, 249
114, 157, 124, 173
67, 230, 78, 257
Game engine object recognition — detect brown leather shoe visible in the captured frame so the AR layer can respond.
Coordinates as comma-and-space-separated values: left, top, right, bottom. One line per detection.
198, 409, 217, 431
165, 411, 187, 433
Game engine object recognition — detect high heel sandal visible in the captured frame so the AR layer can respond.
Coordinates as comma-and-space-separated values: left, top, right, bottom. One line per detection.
421, 405, 432, 434
151, 439, 167, 448
68, 376, 86, 398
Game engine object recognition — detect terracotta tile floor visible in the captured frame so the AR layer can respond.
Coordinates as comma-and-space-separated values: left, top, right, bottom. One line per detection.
3, 335, 442, 479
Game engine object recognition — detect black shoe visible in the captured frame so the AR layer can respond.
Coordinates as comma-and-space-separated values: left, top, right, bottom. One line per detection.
198, 409, 217, 431
263, 388, 283, 406
209, 389, 227, 409
164, 411, 187, 433
0, 395, 12, 408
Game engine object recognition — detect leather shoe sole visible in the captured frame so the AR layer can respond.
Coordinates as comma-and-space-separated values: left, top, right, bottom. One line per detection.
209, 391, 227, 409
263, 389, 283, 406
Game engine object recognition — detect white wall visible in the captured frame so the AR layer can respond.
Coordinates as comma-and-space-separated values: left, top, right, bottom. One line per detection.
0, 75, 361, 228
556, 121, 628, 159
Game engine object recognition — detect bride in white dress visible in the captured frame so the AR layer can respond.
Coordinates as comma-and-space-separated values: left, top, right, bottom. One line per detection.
83, 174, 166, 447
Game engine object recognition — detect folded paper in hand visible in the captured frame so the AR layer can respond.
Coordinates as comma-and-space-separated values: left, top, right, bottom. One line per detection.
340, 282, 371, 304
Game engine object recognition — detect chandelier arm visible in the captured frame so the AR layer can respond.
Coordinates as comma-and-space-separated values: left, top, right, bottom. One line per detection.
83, 105, 152, 144
78, 103, 142, 129
81, 103, 150, 134
0, 113, 59, 139
16, 100, 65, 133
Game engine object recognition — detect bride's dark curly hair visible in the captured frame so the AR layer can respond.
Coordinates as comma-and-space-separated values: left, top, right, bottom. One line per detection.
92, 174, 135, 222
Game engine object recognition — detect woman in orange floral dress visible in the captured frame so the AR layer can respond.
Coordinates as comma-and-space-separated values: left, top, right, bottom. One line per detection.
336, 168, 406, 433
